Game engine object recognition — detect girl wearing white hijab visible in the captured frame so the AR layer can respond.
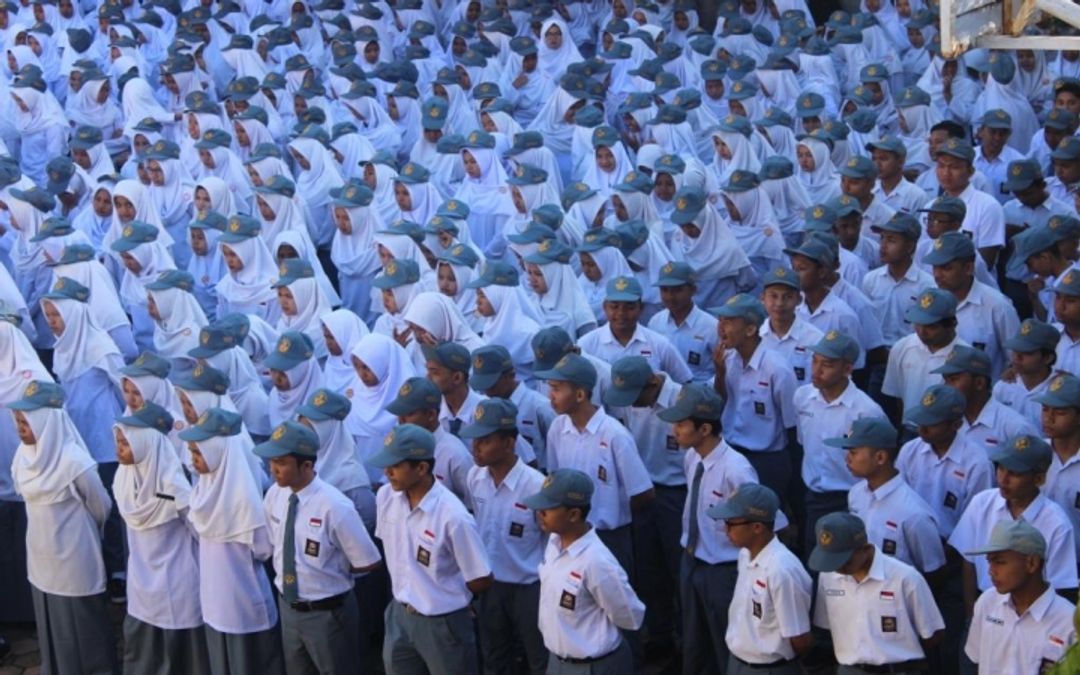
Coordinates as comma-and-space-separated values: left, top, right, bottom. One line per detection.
186, 212, 228, 319
197, 138, 254, 210
148, 280, 208, 364
582, 130, 635, 200
196, 176, 242, 217
579, 239, 634, 322
116, 233, 179, 352
760, 158, 813, 247
669, 191, 754, 309
49, 240, 138, 359
971, 53, 1040, 154
454, 141, 517, 258
796, 136, 843, 205
711, 126, 762, 186
319, 310, 370, 397
147, 155, 197, 268
331, 188, 383, 322
216, 228, 281, 324
393, 174, 443, 232
120, 76, 177, 142
275, 269, 334, 360
524, 242, 597, 338
475, 281, 543, 377
287, 136, 344, 247
721, 177, 787, 281
72, 183, 116, 253
10, 83, 68, 186
271, 229, 342, 308
108, 180, 173, 254
201, 333, 272, 438
119, 364, 189, 456
341, 94, 401, 158
66, 76, 124, 152
11, 392, 117, 675
112, 418, 208, 674
346, 333, 417, 483
401, 291, 486, 353
266, 332, 323, 429
41, 287, 125, 462
182, 413, 284, 675
329, 129, 376, 181
233, 116, 276, 164
371, 272, 424, 345
537, 17, 583, 80
297, 389, 376, 529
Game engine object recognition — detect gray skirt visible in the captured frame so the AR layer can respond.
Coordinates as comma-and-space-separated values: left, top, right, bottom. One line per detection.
122, 615, 211, 675
204, 624, 285, 675
31, 587, 117, 675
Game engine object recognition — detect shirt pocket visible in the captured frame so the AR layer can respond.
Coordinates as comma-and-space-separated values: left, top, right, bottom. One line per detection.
875, 594, 904, 639
749, 579, 774, 623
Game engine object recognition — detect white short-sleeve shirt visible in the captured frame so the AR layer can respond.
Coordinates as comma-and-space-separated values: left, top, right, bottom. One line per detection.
896, 434, 994, 538
965, 586, 1077, 674
466, 459, 547, 585
848, 474, 946, 573
794, 381, 885, 494
759, 317, 824, 387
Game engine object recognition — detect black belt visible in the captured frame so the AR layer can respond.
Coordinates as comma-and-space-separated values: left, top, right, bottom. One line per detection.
400, 601, 461, 618
734, 655, 794, 670
850, 660, 928, 674
289, 592, 347, 613
555, 647, 618, 664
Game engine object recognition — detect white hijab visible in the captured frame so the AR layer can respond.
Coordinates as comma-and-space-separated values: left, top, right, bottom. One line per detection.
797, 138, 841, 205
277, 276, 333, 359
150, 286, 208, 359
10, 85, 68, 135
319, 309, 370, 396
216, 234, 278, 307
12, 405, 98, 504
46, 296, 124, 384
670, 200, 751, 281
187, 430, 266, 544
454, 146, 516, 218
113, 424, 191, 530
535, 260, 596, 336
538, 17, 583, 80
309, 415, 370, 493
289, 137, 344, 209
331, 203, 382, 277
401, 292, 485, 351
346, 333, 417, 438
51, 256, 130, 333
0, 322, 51, 404
268, 353, 323, 429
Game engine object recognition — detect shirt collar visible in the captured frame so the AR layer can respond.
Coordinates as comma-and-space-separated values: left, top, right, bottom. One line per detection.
748, 535, 783, 569
865, 544, 888, 582
556, 526, 601, 557
561, 406, 606, 435
1003, 584, 1058, 622
601, 322, 646, 346
870, 473, 905, 500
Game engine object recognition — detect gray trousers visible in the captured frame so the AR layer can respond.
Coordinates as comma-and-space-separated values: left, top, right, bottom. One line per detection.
545, 639, 632, 675
680, 555, 738, 675
204, 624, 285, 675
279, 593, 359, 675
726, 654, 801, 675
476, 580, 548, 675
383, 601, 477, 675
122, 615, 211, 675
32, 588, 117, 675
596, 524, 633, 577
838, 667, 923, 675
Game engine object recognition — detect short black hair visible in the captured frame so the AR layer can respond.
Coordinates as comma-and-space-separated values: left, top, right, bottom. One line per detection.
488, 428, 519, 442
286, 453, 316, 468
931, 120, 967, 140
689, 416, 722, 437
405, 458, 437, 474
1057, 80, 1080, 99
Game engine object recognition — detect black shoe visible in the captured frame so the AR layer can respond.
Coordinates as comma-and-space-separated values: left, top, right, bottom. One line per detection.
0, 635, 10, 660
108, 578, 127, 604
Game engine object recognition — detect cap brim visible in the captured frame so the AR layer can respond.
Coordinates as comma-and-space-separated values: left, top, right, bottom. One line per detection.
903, 406, 946, 427
823, 436, 855, 448
263, 353, 301, 371
383, 399, 414, 416
177, 427, 214, 442
252, 440, 291, 459
468, 372, 502, 392
605, 292, 642, 303
1003, 337, 1045, 352
964, 544, 1009, 556
988, 450, 1042, 473
521, 492, 563, 510
902, 307, 946, 325
656, 404, 691, 423
458, 422, 501, 439
295, 404, 334, 421
366, 448, 432, 468
808, 545, 855, 573
603, 386, 643, 408
6, 399, 43, 411
705, 502, 741, 520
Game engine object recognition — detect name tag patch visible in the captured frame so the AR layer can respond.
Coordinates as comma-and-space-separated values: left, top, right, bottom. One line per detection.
597, 465, 607, 482
304, 539, 320, 557
794, 366, 806, 381
752, 600, 762, 619
509, 522, 524, 538
882, 539, 897, 555
944, 491, 958, 509
416, 545, 431, 567
688, 351, 700, 365
559, 591, 576, 610
753, 401, 766, 416
666, 435, 678, 451
825, 589, 845, 597
881, 616, 897, 633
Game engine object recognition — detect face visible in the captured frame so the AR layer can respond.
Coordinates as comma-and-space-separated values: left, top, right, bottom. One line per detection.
363, 40, 379, 63
729, 100, 746, 117
914, 320, 954, 349
114, 427, 136, 465
437, 262, 458, 297
526, 263, 547, 295
547, 379, 585, 415
544, 24, 562, 50
797, 144, 815, 172
871, 148, 903, 180
1056, 91, 1080, 114
1042, 405, 1080, 439
92, 188, 113, 218
381, 288, 399, 314
321, 323, 342, 357
791, 254, 824, 291
761, 285, 798, 322
834, 215, 862, 249
293, 95, 308, 117
13, 410, 34, 444
68, 69, 82, 92
841, 176, 873, 202
352, 355, 380, 387
978, 125, 1011, 156
510, 185, 527, 214
845, 445, 881, 479
996, 465, 1041, 502
147, 292, 163, 321
611, 194, 629, 222
247, 164, 264, 187
1057, 292, 1080, 327
425, 360, 458, 394
718, 316, 754, 350
121, 377, 146, 411
276, 286, 297, 316
42, 300, 64, 336
186, 113, 201, 141
188, 227, 210, 256
936, 155, 974, 193
269, 455, 309, 487
654, 172, 676, 201
221, 244, 243, 273
810, 353, 850, 391
470, 432, 514, 467
932, 259, 973, 292
671, 417, 710, 449
290, 148, 311, 171
1017, 50, 1036, 72
394, 182, 413, 211
595, 146, 616, 173
705, 79, 724, 101
987, 550, 1040, 594
713, 135, 733, 161
926, 213, 959, 239
462, 150, 481, 178
383, 459, 427, 492
269, 368, 293, 391
916, 418, 959, 447
1012, 349, 1051, 379
114, 195, 136, 223
1054, 158, 1080, 186
906, 26, 924, 48
603, 300, 642, 334
188, 443, 211, 474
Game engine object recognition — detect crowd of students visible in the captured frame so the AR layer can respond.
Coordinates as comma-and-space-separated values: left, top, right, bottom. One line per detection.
5, 0, 1080, 673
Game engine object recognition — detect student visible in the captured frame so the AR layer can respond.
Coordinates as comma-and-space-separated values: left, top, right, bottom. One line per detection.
948, 434, 1078, 616
385, 374, 475, 506
832, 416, 946, 574
869, 135, 927, 215
460, 398, 549, 675
915, 196, 999, 290
994, 318, 1060, 428
810, 512, 946, 674
1049, 135, 1080, 201
265, 331, 323, 430
863, 213, 936, 347
964, 520, 1077, 673
255, 420, 382, 675
972, 109, 1026, 205
657, 382, 761, 674
785, 238, 866, 369
469, 345, 554, 468
1054, 270, 1080, 376
757, 266, 824, 387
1015, 224, 1075, 323
577, 275, 693, 383
189, 319, 272, 438
114, 402, 210, 675
531, 326, 614, 409
711, 483, 813, 675
179, 408, 285, 675
838, 153, 896, 242
423, 340, 482, 437
882, 288, 967, 425
794, 331, 884, 557
368, 423, 493, 675
647, 261, 720, 384
524, 468, 645, 672
1038, 373, 1080, 560
934, 345, 1037, 449
538, 352, 654, 574
604, 355, 685, 656
896, 384, 994, 539
10, 381, 118, 675
711, 293, 798, 497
